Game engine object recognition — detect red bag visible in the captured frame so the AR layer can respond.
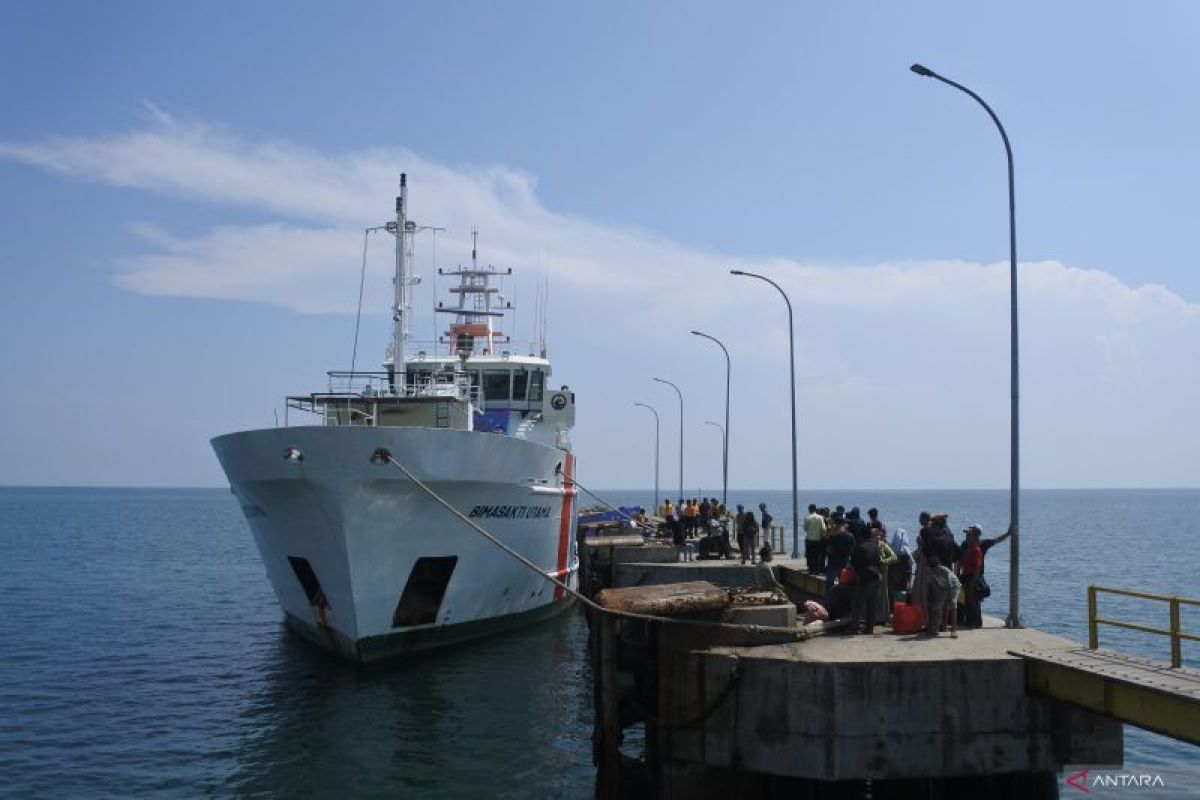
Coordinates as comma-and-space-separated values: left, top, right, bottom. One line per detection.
839, 565, 857, 585
892, 602, 922, 634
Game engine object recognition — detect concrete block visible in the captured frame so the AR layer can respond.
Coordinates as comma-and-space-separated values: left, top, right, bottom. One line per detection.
722, 604, 797, 629
615, 562, 765, 589
613, 544, 678, 565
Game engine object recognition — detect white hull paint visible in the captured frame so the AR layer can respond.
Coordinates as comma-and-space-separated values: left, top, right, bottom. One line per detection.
212, 425, 577, 661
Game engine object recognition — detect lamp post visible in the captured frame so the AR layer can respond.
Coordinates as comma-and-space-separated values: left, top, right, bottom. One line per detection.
729, 269, 800, 559
910, 62, 1021, 628
691, 331, 730, 506
653, 377, 684, 505
704, 421, 726, 497
634, 402, 661, 512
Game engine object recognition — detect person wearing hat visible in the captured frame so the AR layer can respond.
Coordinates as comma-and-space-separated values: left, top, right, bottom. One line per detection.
958, 523, 1012, 627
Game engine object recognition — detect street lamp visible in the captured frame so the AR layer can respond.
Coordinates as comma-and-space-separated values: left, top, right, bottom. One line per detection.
652, 377, 684, 505
703, 421, 726, 497
729, 269, 800, 559
910, 62, 1021, 628
634, 402, 661, 513
691, 330, 730, 506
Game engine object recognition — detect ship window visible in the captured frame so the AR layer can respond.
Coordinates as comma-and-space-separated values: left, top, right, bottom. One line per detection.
393, 556, 458, 627
288, 556, 329, 610
528, 370, 544, 403
512, 369, 528, 401
483, 370, 511, 402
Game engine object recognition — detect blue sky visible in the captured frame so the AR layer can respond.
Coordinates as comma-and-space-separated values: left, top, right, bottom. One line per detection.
1, 1, 1198, 489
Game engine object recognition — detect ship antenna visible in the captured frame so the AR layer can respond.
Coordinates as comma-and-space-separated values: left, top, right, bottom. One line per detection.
391, 174, 408, 391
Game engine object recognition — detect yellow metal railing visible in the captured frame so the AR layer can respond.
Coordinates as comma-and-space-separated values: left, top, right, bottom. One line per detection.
765, 526, 788, 556
1088, 585, 1200, 668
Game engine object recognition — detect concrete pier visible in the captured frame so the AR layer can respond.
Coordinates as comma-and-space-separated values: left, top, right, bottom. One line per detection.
585, 533, 1124, 799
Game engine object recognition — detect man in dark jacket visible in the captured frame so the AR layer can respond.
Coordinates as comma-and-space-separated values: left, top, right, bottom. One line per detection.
824, 512, 855, 605
847, 507, 871, 543
737, 505, 760, 564
850, 534, 882, 634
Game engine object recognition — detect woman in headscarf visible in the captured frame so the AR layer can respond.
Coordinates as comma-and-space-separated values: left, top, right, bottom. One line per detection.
873, 522, 898, 622
889, 527, 913, 596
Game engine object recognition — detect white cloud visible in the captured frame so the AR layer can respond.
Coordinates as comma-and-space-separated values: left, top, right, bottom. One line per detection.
3, 111, 1198, 489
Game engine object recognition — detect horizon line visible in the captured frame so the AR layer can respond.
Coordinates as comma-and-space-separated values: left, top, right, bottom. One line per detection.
2, 483, 1198, 493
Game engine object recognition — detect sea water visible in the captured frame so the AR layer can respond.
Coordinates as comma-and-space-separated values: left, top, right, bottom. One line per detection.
0, 487, 1195, 797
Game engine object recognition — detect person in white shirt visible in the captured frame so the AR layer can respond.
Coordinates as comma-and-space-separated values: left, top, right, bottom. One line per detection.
803, 503, 827, 574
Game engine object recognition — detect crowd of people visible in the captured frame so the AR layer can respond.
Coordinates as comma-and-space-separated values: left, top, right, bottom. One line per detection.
639, 498, 1010, 639
650, 497, 775, 564
801, 504, 1011, 637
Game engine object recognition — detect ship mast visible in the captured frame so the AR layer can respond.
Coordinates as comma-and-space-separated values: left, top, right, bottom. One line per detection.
391, 174, 408, 386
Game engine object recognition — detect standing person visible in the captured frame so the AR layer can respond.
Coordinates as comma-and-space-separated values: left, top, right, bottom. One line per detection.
758, 503, 774, 552
867, 507, 886, 536
803, 504, 827, 574
738, 505, 760, 564
660, 499, 674, 519
715, 503, 733, 558
824, 512, 855, 606
888, 528, 913, 597
958, 524, 1012, 628
923, 554, 959, 638
929, 513, 958, 629
669, 514, 691, 562
872, 522, 898, 622
846, 507, 870, 543
699, 498, 712, 533
850, 525, 882, 634
911, 511, 933, 624
931, 513, 958, 568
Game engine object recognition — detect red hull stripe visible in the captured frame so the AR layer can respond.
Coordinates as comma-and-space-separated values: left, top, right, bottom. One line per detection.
554, 454, 575, 600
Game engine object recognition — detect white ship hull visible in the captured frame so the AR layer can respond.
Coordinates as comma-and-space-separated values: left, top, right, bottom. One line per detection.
212, 425, 577, 662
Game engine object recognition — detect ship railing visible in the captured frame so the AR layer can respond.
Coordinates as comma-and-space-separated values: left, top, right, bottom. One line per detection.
326, 371, 394, 396
400, 340, 545, 359
281, 373, 482, 427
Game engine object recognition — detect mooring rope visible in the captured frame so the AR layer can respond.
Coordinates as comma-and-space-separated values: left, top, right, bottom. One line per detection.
566, 473, 636, 522
377, 450, 828, 640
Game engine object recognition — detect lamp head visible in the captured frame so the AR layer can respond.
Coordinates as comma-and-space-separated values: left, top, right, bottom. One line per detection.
729, 269, 746, 276
910, 63, 935, 78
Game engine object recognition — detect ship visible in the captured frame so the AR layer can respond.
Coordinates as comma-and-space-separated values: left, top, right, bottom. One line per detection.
211, 175, 578, 662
